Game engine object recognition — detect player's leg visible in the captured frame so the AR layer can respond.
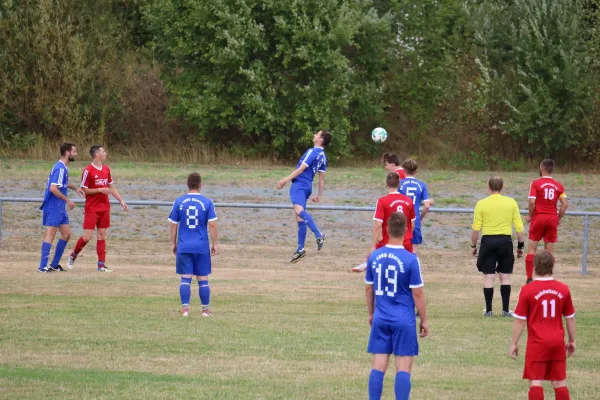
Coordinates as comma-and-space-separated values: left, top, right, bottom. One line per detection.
498, 273, 513, 316
368, 322, 392, 400
296, 188, 325, 248
543, 221, 558, 254
289, 185, 309, 262
550, 359, 570, 400
49, 222, 71, 271
392, 325, 418, 400
176, 253, 192, 316
544, 242, 555, 252
551, 380, 570, 400
96, 211, 110, 271
527, 218, 544, 283
528, 381, 544, 400
69, 211, 99, 268
195, 253, 212, 316
369, 354, 389, 400
482, 273, 496, 316
39, 215, 59, 272
411, 226, 423, 254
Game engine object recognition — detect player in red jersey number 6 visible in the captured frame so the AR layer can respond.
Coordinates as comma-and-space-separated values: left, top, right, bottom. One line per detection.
510, 250, 576, 400
68, 146, 128, 272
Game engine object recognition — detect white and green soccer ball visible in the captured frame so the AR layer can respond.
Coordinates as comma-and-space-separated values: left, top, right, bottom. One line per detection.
371, 127, 388, 143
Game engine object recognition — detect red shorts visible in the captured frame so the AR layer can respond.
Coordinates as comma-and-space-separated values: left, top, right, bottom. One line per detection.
403, 238, 414, 253
523, 359, 567, 381
83, 210, 110, 230
529, 216, 558, 243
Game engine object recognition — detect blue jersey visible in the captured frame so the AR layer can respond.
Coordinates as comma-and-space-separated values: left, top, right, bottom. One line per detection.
399, 177, 430, 227
365, 245, 424, 326
168, 193, 217, 254
40, 161, 69, 213
292, 147, 327, 188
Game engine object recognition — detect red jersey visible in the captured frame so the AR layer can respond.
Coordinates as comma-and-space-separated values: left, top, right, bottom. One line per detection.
514, 278, 575, 361
395, 167, 407, 180
528, 177, 566, 217
81, 163, 113, 212
373, 192, 415, 247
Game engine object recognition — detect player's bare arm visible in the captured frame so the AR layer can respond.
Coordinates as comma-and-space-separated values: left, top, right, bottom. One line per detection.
209, 220, 218, 256
558, 196, 568, 224
471, 229, 480, 256
365, 283, 374, 326
566, 317, 576, 357
420, 200, 432, 220
276, 163, 308, 189
108, 183, 128, 210
169, 222, 178, 255
67, 182, 85, 197
526, 198, 535, 223
509, 318, 526, 359
50, 184, 75, 210
311, 171, 325, 203
412, 287, 428, 337
372, 220, 383, 251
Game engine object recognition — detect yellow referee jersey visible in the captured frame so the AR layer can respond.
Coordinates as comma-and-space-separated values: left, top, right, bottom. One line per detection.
472, 194, 524, 235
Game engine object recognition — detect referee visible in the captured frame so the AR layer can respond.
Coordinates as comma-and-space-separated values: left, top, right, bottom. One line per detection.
471, 176, 524, 317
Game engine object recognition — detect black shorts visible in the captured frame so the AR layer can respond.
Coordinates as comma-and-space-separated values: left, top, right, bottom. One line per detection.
477, 235, 514, 275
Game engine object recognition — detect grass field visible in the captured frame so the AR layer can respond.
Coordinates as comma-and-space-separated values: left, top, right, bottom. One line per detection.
1, 161, 599, 399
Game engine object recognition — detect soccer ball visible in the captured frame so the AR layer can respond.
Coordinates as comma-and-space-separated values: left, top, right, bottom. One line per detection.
371, 127, 388, 143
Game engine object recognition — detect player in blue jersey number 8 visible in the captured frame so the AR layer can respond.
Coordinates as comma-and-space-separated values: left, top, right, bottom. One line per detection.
276, 130, 333, 263
168, 172, 218, 317
365, 212, 428, 400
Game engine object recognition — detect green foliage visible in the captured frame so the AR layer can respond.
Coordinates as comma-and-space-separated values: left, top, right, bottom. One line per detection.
472, 0, 596, 158
144, 0, 395, 158
0, 0, 129, 143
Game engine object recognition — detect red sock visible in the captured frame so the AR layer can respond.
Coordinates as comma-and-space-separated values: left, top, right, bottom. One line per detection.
97, 240, 106, 264
529, 386, 544, 400
73, 237, 88, 257
555, 387, 570, 400
526, 254, 535, 279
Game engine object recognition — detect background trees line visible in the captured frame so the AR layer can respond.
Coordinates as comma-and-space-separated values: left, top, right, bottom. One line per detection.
1, 0, 599, 166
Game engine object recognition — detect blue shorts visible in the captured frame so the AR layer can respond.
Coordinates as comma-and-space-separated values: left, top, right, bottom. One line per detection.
290, 184, 311, 209
367, 322, 419, 356
176, 253, 212, 276
42, 212, 69, 227
412, 226, 423, 245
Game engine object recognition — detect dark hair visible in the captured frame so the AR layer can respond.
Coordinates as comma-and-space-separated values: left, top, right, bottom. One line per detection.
488, 176, 503, 192
402, 159, 418, 175
320, 130, 333, 147
382, 152, 400, 166
541, 159, 555, 174
187, 172, 201, 190
90, 145, 103, 159
386, 172, 400, 188
387, 212, 406, 239
60, 142, 75, 156
534, 250, 555, 276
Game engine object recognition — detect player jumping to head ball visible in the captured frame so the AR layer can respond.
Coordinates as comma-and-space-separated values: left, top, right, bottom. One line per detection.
276, 130, 333, 263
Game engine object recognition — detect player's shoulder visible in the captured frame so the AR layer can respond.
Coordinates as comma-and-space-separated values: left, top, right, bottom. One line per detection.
550, 278, 570, 292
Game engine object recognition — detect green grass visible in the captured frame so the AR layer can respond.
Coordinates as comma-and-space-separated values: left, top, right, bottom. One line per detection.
1, 248, 599, 400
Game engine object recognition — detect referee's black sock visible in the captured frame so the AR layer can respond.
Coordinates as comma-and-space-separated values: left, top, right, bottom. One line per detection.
483, 288, 494, 313
500, 285, 511, 312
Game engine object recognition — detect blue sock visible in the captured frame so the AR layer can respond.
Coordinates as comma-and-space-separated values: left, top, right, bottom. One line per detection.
368, 369, 385, 400
395, 371, 411, 400
297, 221, 307, 251
51, 239, 68, 266
180, 277, 192, 306
39, 242, 52, 269
299, 210, 322, 238
199, 280, 210, 309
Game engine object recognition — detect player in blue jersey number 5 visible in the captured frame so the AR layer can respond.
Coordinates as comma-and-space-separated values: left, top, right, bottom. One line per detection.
276, 130, 333, 263
365, 212, 429, 400
168, 173, 218, 317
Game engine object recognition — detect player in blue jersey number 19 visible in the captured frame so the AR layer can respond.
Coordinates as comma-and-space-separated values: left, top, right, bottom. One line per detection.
365, 212, 428, 400
168, 173, 218, 317
276, 130, 333, 263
